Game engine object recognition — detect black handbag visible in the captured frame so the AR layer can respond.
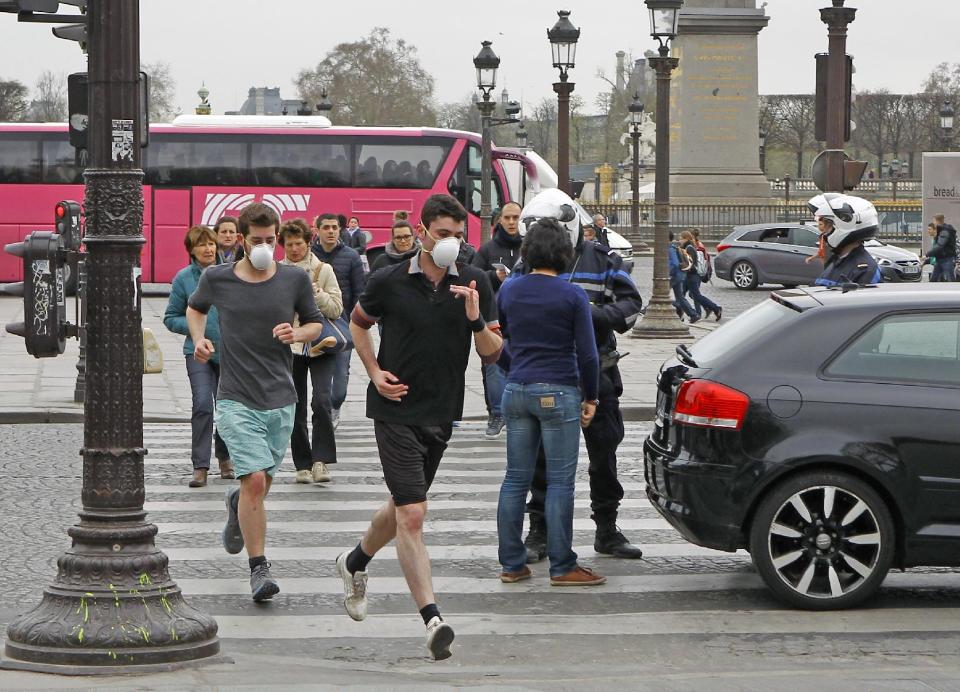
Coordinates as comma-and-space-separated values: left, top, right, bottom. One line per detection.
303, 262, 354, 357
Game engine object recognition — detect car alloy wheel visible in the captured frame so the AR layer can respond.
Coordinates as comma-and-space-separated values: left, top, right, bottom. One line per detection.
749, 471, 894, 610
731, 260, 758, 290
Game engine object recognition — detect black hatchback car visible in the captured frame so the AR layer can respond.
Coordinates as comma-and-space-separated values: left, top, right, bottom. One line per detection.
644, 284, 960, 610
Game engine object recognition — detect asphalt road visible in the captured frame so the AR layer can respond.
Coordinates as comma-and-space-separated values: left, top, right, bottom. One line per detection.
1, 420, 959, 690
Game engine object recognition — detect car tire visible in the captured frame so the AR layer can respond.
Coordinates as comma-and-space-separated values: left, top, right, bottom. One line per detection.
731, 260, 759, 290
748, 470, 895, 610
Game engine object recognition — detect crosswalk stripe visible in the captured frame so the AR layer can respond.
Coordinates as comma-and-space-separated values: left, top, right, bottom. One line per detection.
156, 518, 671, 535
145, 481, 647, 494
162, 543, 737, 562
145, 498, 653, 511
212, 606, 960, 640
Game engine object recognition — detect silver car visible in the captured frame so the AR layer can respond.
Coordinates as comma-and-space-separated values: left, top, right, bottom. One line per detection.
713, 223, 922, 290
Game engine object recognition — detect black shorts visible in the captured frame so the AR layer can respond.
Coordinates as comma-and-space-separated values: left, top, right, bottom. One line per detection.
373, 420, 452, 506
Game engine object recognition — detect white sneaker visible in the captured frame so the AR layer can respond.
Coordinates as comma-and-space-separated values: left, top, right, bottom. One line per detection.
335, 551, 368, 621
425, 616, 454, 660
312, 461, 331, 483
295, 469, 312, 484
331, 409, 341, 429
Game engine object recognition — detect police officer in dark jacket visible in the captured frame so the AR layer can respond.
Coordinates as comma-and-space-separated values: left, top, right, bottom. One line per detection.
807, 193, 882, 287
512, 189, 646, 561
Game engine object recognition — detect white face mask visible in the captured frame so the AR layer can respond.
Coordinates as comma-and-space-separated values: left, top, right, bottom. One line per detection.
248, 242, 274, 270
423, 230, 461, 269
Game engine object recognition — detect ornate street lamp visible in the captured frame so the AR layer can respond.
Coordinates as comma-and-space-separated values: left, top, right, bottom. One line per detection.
632, 0, 689, 339
628, 93, 645, 245
316, 88, 333, 115
548, 10, 580, 194
941, 99, 955, 151
516, 121, 529, 148
195, 83, 211, 116
473, 40, 500, 244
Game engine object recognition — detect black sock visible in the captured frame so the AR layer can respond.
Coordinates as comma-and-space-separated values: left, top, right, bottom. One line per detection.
419, 603, 441, 626
346, 543, 372, 574
249, 555, 267, 572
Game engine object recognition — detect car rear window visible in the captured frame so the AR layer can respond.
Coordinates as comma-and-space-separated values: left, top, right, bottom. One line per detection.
689, 299, 799, 364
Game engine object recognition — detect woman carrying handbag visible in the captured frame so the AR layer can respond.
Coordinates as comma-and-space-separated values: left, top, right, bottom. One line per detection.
280, 219, 344, 484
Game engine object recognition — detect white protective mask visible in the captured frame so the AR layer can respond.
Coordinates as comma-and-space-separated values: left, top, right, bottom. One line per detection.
248, 242, 274, 270
424, 231, 461, 269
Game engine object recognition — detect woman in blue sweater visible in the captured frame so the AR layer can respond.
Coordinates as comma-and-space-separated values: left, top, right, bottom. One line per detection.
163, 225, 233, 487
495, 219, 604, 586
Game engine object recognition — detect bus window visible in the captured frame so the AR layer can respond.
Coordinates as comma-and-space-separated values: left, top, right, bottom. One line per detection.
468, 144, 482, 176
0, 135, 40, 184
41, 137, 82, 184
354, 141, 449, 189
146, 136, 249, 186
251, 138, 351, 187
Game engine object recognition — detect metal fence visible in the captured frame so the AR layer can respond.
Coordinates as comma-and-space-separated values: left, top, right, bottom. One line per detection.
582, 202, 924, 244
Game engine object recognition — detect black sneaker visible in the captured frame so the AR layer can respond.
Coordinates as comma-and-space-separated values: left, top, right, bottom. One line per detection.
485, 415, 505, 438
250, 562, 280, 602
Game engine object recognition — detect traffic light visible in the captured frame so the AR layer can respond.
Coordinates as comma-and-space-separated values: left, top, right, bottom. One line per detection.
1, 231, 67, 357
55, 200, 81, 251
0, 1, 88, 51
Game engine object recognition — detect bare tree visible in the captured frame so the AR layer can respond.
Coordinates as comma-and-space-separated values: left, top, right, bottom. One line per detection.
853, 90, 898, 175
766, 95, 817, 177
142, 61, 177, 122
436, 95, 481, 133
294, 27, 436, 126
0, 78, 29, 121
526, 97, 557, 164
27, 70, 67, 122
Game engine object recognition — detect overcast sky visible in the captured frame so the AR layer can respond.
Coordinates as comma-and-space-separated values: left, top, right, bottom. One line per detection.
0, 0, 955, 117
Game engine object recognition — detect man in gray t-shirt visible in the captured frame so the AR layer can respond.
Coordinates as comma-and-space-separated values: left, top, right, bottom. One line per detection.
187, 203, 323, 603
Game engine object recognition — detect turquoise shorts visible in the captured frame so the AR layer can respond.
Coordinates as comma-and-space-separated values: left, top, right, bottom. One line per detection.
215, 399, 295, 479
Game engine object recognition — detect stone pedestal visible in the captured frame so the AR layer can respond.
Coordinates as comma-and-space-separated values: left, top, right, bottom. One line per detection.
669, 0, 771, 203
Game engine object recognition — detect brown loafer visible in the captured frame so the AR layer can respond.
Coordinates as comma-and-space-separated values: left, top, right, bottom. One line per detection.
188, 468, 208, 488
550, 565, 606, 586
218, 459, 236, 480
500, 566, 532, 583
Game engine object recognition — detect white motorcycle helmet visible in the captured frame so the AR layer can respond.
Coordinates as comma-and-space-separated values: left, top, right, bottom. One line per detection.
518, 188, 593, 246
807, 193, 879, 249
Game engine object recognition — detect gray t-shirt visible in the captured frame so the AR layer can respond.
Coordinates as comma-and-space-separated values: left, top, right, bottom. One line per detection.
188, 262, 322, 411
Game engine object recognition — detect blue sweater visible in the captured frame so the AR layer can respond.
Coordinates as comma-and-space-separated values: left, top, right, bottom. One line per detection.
496, 273, 599, 401
163, 260, 222, 363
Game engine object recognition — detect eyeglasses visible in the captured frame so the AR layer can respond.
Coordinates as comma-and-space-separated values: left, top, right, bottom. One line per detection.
394, 234, 414, 241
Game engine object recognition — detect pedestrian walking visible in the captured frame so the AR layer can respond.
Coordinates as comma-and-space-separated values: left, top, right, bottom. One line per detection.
214, 215, 243, 264
336, 193, 501, 660
471, 201, 523, 438
680, 230, 722, 321
808, 193, 882, 286
312, 213, 366, 429
669, 232, 698, 323
280, 218, 344, 485
370, 214, 419, 273
517, 189, 646, 563
187, 202, 324, 602
592, 213, 612, 247
496, 218, 603, 586
341, 215, 370, 273
163, 225, 235, 487
928, 213, 958, 282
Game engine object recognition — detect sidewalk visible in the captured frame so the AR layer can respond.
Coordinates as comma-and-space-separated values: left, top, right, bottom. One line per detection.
0, 290, 713, 424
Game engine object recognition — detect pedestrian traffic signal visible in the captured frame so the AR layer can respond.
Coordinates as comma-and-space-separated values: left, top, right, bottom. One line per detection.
55, 200, 82, 250
1, 231, 67, 357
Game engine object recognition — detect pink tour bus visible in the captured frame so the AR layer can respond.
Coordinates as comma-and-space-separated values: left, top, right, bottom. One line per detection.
0, 115, 545, 283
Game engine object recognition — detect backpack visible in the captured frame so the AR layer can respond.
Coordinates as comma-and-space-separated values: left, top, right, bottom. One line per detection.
696, 245, 713, 282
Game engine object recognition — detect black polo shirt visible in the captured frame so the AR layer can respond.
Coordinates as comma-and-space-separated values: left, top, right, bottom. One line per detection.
352, 252, 498, 426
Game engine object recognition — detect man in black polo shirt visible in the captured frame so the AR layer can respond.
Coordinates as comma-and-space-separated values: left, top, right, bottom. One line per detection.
336, 194, 501, 661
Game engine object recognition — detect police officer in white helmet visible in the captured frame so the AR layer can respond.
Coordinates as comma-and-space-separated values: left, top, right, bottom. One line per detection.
807, 193, 882, 286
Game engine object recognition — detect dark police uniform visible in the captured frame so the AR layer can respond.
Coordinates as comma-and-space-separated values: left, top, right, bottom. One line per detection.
815, 244, 881, 286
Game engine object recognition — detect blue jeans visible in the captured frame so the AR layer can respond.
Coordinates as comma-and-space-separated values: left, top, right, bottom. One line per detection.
685, 272, 720, 317
931, 257, 957, 282
484, 363, 507, 417
185, 356, 229, 469
332, 350, 352, 411
498, 382, 581, 577
671, 280, 698, 320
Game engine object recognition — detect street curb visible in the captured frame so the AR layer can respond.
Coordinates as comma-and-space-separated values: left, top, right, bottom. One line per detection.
622, 405, 656, 421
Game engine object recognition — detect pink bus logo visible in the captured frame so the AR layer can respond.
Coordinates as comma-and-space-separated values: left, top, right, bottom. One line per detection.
200, 192, 312, 227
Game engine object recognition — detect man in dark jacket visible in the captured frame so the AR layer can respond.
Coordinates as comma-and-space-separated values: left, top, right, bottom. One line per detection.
471, 202, 523, 437
515, 189, 646, 561
312, 213, 367, 427
928, 214, 957, 282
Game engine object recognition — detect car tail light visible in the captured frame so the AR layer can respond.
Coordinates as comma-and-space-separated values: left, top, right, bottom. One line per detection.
673, 379, 749, 430
715, 243, 731, 253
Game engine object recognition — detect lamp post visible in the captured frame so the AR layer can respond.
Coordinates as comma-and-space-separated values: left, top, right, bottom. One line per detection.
316, 88, 333, 117
759, 129, 767, 174
628, 93, 644, 245
819, 0, 856, 193
941, 99, 955, 151
548, 10, 580, 195
632, 0, 688, 340
474, 40, 500, 244
3, 0, 220, 672
890, 158, 901, 201
516, 121, 529, 149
